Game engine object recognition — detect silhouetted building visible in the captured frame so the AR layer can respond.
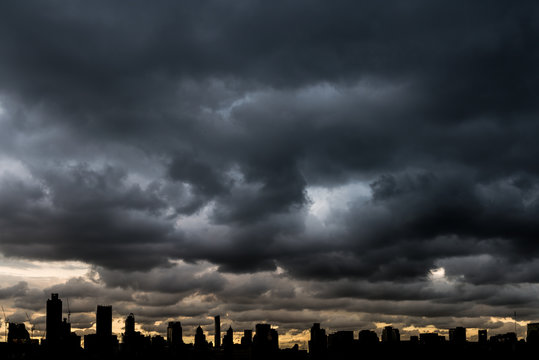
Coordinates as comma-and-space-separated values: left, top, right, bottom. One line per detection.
309, 323, 327, 358
96, 305, 112, 337
449, 327, 466, 344
84, 333, 119, 354
270, 328, 279, 349
358, 329, 379, 345
241, 329, 252, 346
125, 313, 135, 336
167, 322, 183, 347
8, 323, 30, 344
253, 324, 278, 355
152, 335, 166, 348
382, 326, 400, 343
61, 318, 71, 337
59, 317, 81, 350
527, 323, 539, 344
46, 293, 62, 343
195, 326, 208, 350
328, 331, 354, 353
223, 326, 234, 348
420, 333, 445, 345
490, 332, 517, 344
85, 305, 118, 354
478, 329, 488, 344
122, 313, 147, 354
215, 315, 221, 349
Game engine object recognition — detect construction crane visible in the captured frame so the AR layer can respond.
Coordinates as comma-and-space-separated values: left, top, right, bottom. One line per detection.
1, 305, 8, 343
25, 313, 35, 339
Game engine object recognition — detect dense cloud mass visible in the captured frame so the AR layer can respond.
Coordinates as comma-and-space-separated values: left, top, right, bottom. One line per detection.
1, 0, 539, 341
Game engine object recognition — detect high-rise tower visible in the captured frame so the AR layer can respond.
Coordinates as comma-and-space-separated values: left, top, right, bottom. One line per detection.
96, 305, 112, 337
214, 315, 221, 348
167, 322, 183, 346
125, 313, 135, 336
46, 293, 62, 342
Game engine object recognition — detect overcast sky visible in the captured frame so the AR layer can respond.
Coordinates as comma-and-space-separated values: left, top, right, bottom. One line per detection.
0, 0, 538, 346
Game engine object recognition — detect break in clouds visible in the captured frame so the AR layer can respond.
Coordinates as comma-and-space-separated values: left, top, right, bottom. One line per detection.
0, 0, 539, 340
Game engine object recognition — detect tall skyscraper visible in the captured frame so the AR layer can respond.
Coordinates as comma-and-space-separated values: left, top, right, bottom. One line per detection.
125, 313, 135, 336
46, 293, 62, 342
195, 326, 208, 350
167, 322, 183, 346
214, 315, 221, 349
96, 305, 112, 337
223, 326, 234, 348
309, 323, 327, 358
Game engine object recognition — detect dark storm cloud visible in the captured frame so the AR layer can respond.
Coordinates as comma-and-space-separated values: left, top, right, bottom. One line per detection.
1, 0, 539, 326
0, 167, 181, 270
97, 263, 226, 295
0, 282, 28, 299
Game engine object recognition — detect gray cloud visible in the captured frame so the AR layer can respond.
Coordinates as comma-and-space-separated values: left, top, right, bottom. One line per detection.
0, 0, 538, 333
0, 282, 29, 300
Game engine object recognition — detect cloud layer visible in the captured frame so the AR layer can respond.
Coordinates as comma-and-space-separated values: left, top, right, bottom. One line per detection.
1, 0, 539, 340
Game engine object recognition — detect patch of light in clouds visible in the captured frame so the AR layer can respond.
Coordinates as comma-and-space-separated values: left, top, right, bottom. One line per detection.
0, 256, 91, 287
0, 156, 33, 180
306, 182, 371, 222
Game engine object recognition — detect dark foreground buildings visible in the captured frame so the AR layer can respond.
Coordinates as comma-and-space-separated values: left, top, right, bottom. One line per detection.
43, 293, 80, 351
4, 295, 539, 359
84, 305, 118, 355
167, 321, 183, 348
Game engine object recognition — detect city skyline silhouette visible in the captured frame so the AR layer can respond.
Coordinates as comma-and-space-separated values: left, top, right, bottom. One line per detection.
3, 293, 539, 359
1, 1, 539, 359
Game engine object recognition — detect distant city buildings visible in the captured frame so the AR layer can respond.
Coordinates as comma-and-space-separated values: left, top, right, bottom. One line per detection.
478, 329, 488, 344
7, 323, 30, 344
328, 331, 354, 353
125, 313, 135, 336
42, 293, 80, 349
167, 321, 183, 347
5, 293, 539, 360
194, 325, 208, 351
490, 332, 517, 344
241, 329, 253, 346
96, 305, 112, 337
84, 305, 118, 354
253, 323, 279, 355
223, 326, 234, 349
527, 323, 539, 344
420, 332, 445, 345
309, 323, 327, 358
449, 327, 466, 344
214, 315, 221, 349
357, 330, 378, 345
381, 326, 400, 343
46, 293, 62, 343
